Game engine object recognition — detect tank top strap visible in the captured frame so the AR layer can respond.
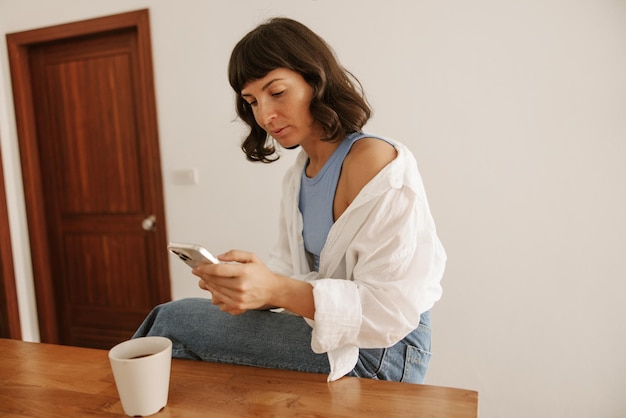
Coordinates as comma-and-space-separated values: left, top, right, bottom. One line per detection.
299, 132, 388, 271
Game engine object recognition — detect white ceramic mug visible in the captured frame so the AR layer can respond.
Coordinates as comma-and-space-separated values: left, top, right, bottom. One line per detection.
108, 336, 172, 417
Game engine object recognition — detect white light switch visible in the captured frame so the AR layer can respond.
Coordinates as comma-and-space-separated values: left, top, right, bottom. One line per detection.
172, 168, 199, 185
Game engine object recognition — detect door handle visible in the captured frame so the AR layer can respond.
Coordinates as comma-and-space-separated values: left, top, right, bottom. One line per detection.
142, 214, 157, 231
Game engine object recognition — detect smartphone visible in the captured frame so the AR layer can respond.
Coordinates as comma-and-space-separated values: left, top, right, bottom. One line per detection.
167, 242, 219, 268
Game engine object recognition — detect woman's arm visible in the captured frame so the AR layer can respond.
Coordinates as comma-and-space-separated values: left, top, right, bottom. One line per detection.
194, 250, 315, 319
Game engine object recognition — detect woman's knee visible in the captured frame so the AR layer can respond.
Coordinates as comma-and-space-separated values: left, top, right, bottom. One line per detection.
134, 298, 214, 337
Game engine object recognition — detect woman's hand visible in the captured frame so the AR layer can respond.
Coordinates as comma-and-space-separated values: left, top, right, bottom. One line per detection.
193, 250, 280, 315
193, 249, 315, 318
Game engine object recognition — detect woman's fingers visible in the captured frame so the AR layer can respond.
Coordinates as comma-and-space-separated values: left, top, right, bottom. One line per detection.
217, 249, 258, 264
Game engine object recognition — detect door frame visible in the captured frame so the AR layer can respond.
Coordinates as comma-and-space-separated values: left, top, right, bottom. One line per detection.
6, 9, 166, 343
0, 131, 21, 339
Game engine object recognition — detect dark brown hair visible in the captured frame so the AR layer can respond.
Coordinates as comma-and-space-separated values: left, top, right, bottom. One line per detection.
228, 17, 371, 162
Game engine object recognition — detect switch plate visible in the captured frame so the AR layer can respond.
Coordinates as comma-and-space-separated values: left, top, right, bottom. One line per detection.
172, 168, 199, 185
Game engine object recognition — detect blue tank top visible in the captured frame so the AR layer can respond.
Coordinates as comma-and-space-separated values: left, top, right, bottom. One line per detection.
299, 132, 391, 271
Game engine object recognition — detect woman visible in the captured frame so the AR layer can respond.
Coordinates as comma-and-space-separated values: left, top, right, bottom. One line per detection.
134, 17, 446, 384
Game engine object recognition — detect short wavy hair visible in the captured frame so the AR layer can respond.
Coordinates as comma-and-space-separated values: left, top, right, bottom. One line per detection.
228, 17, 372, 162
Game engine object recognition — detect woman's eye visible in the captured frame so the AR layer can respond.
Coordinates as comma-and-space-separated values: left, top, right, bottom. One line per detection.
271, 91, 285, 98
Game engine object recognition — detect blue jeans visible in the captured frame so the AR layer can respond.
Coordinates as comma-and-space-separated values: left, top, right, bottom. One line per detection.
133, 298, 432, 383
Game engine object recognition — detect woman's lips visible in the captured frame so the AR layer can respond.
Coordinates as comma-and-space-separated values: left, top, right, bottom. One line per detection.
271, 127, 287, 137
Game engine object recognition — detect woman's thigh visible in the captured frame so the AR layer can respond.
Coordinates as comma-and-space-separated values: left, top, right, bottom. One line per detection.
133, 298, 330, 374
349, 311, 432, 384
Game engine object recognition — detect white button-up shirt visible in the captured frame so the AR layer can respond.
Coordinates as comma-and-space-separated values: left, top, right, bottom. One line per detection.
267, 138, 446, 381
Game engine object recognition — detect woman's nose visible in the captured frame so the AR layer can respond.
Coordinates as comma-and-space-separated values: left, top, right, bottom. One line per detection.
256, 102, 277, 126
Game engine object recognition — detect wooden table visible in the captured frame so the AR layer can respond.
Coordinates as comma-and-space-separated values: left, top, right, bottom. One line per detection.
0, 338, 478, 417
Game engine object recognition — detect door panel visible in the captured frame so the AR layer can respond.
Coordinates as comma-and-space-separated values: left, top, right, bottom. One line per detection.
7, 10, 170, 348
40, 46, 143, 215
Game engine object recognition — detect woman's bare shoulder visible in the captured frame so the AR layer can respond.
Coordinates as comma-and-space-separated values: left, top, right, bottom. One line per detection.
344, 137, 397, 179
339, 137, 397, 203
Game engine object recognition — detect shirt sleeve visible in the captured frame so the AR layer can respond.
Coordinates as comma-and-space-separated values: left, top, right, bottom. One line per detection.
306, 185, 445, 353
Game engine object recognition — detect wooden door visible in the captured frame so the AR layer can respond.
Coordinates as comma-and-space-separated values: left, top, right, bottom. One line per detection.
7, 10, 171, 349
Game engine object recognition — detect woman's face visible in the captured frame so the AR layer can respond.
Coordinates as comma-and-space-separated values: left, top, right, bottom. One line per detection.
241, 68, 320, 149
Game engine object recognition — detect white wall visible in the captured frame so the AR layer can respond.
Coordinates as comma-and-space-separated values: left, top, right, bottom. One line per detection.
1, 1, 625, 417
